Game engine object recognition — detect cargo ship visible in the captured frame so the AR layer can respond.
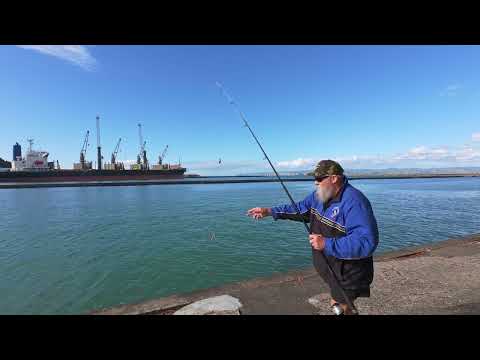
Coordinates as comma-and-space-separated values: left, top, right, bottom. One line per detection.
0, 119, 187, 183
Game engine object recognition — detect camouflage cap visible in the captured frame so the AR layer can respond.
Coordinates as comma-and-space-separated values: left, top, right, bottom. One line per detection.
313, 160, 344, 178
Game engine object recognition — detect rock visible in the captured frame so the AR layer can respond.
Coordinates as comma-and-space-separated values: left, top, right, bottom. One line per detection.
307, 297, 322, 308
173, 295, 243, 315
307, 293, 330, 308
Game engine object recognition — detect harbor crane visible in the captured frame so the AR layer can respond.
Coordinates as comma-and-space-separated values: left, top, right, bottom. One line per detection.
111, 138, 123, 170
96, 115, 102, 170
137, 123, 148, 170
80, 130, 90, 169
158, 145, 168, 165
136, 141, 147, 167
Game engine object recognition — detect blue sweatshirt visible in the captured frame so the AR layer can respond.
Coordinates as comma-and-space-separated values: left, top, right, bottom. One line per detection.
270, 177, 379, 260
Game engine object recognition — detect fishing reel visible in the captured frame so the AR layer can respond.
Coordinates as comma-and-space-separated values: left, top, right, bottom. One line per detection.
331, 303, 344, 315
331, 303, 359, 315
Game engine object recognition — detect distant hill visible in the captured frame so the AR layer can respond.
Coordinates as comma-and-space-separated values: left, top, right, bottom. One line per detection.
345, 167, 480, 176
238, 170, 310, 176
343, 167, 480, 176
0, 158, 11, 168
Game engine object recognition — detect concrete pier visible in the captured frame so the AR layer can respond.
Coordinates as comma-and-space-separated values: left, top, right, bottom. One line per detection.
90, 234, 480, 315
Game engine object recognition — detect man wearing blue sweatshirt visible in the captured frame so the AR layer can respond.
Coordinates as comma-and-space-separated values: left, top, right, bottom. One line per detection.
247, 160, 379, 315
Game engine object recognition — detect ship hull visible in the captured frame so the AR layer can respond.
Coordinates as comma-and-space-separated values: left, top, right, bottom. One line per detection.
0, 169, 186, 183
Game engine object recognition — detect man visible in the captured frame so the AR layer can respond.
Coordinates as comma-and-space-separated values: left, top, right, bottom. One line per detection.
247, 160, 379, 315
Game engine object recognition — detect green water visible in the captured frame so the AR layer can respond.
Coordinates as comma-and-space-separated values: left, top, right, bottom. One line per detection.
0, 177, 479, 314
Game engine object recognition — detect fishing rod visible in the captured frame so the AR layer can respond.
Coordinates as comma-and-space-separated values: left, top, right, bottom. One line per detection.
216, 82, 357, 314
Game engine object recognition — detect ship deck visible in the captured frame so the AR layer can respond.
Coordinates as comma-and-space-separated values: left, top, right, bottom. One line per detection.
0, 178, 313, 189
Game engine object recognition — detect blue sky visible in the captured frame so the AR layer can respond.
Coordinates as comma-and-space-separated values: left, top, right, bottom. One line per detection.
1, 45, 479, 175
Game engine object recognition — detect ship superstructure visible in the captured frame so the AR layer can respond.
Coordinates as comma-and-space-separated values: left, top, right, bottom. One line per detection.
11, 139, 53, 172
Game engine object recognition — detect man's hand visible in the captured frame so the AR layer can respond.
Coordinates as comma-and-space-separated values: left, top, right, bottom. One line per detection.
247, 207, 272, 219
309, 233, 326, 251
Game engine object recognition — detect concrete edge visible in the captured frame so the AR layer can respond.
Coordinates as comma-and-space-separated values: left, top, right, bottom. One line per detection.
373, 233, 480, 262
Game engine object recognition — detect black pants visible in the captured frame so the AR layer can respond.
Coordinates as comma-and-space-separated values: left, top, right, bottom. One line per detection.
312, 249, 374, 305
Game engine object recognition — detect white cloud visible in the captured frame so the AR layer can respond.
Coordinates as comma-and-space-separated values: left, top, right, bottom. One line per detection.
276, 158, 316, 169
270, 143, 480, 173
393, 145, 451, 161
180, 144, 480, 175
183, 159, 269, 174
440, 84, 462, 97
455, 145, 480, 161
472, 133, 480, 142
16, 45, 97, 71
373, 144, 480, 165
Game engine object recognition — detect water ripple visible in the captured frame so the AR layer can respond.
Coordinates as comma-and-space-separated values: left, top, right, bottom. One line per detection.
0, 177, 479, 314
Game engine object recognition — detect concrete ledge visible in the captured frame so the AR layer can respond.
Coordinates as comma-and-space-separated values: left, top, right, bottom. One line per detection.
90, 233, 480, 315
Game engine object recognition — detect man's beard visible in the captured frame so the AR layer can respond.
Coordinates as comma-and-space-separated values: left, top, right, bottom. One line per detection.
316, 185, 335, 203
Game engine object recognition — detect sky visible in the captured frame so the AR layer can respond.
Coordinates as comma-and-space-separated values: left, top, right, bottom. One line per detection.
0, 45, 479, 175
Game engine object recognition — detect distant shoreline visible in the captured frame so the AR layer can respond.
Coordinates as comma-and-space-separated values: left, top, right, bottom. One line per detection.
0, 173, 479, 189
348, 173, 480, 179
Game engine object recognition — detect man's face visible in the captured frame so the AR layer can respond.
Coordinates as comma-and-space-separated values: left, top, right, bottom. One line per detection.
315, 175, 336, 203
